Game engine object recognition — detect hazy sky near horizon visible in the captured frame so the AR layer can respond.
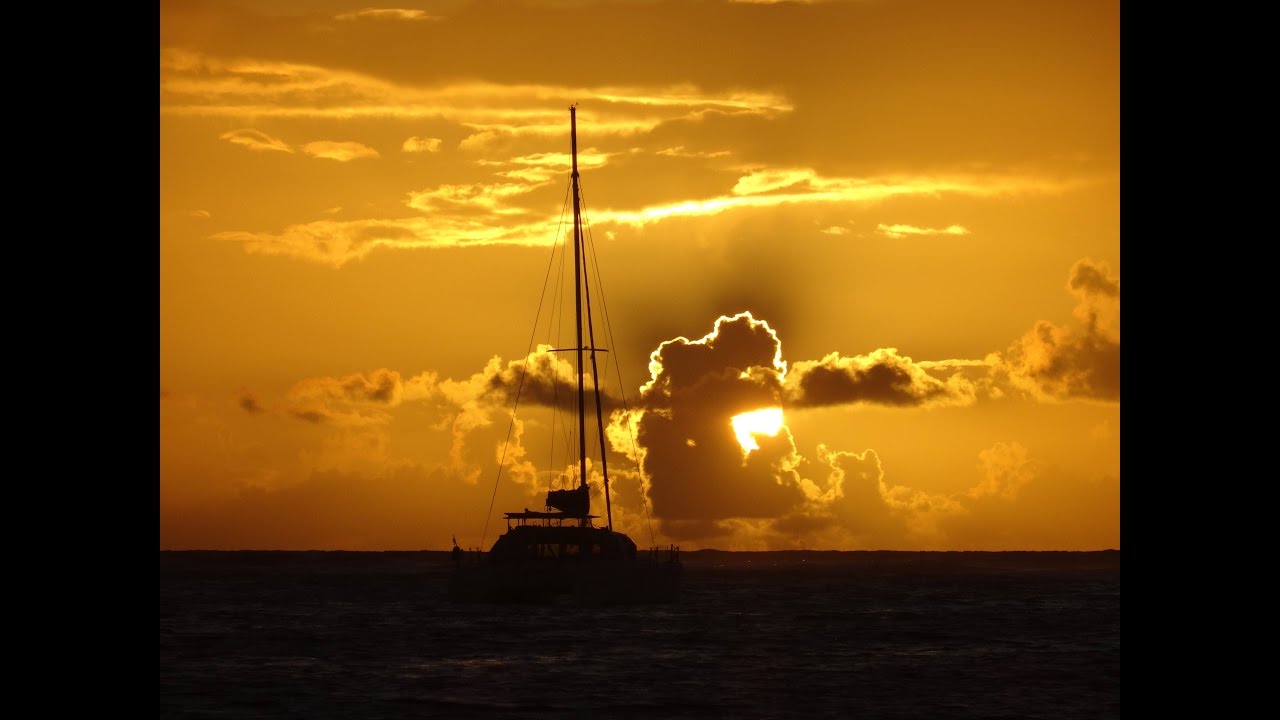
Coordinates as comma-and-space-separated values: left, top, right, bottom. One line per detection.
160, 0, 1119, 550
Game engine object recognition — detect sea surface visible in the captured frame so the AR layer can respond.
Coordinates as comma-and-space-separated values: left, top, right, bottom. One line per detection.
160, 550, 1120, 719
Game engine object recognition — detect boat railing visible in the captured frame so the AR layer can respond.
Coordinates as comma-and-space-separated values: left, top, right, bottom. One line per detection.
648, 544, 681, 564
451, 547, 487, 568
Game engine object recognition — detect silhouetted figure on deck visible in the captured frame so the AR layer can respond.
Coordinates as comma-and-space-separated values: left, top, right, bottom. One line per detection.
452, 535, 462, 568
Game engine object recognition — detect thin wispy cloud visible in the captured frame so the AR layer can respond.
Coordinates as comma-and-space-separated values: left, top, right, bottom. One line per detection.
402, 136, 442, 153
213, 215, 558, 268
302, 141, 380, 162
334, 8, 439, 22
160, 50, 792, 128
219, 129, 293, 153
214, 167, 1074, 266
657, 146, 732, 159
592, 172, 1069, 228
876, 223, 971, 238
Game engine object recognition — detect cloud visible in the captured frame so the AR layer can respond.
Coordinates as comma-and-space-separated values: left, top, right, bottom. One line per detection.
784, 348, 977, 408
876, 223, 970, 238
969, 442, 1038, 500
819, 226, 849, 235
592, 171, 1073, 228
656, 146, 731, 159
219, 129, 293, 153
612, 312, 1032, 544
625, 313, 802, 534
483, 148, 612, 183
302, 141, 380, 162
939, 444, 1119, 550
238, 389, 264, 415
290, 408, 329, 424
189, 209, 211, 219
160, 50, 791, 125
732, 168, 814, 195
334, 8, 439, 22
999, 259, 1119, 402
442, 346, 613, 409
402, 136, 442, 153
285, 368, 437, 426
291, 368, 407, 405
405, 181, 545, 214
212, 215, 559, 268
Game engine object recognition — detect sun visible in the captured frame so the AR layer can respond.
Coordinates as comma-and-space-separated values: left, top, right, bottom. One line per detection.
730, 407, 784, 454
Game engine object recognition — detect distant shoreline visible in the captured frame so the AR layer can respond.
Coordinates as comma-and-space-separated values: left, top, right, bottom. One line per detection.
159, 548, 1120, 554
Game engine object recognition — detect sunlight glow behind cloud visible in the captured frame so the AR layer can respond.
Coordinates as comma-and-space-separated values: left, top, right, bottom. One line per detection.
731, 407, 784, 454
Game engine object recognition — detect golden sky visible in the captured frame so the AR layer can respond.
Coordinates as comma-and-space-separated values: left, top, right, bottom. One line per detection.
160, 0, 1120, 550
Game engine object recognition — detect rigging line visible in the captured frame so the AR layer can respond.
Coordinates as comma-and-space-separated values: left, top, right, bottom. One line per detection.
546, 205, 569, 495
578, 198, 613, 529
480, 181, 572, 550
579, 189, 657, 547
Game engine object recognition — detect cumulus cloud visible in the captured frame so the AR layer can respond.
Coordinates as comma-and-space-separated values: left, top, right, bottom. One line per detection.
609, 311, 1078, 545
1000, 259, 1119, 401
969, 442, 1038, 500
402, 136, 442, 153
219, 129, 293, 153
626, 313, 802, 534
302, 141, 380, 162
181, 296, 1115, 550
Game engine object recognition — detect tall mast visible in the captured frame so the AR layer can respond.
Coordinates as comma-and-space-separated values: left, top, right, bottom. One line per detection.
570, 106, 588, 493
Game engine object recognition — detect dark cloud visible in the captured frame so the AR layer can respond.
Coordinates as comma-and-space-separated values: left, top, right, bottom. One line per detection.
238, 388, 265, 415
291, 368, 404, 405
483, 347, 618, 409
642, 312, 784, 399
290, 409, 328, 424
1002, 259, 1119, 401
630, 313, 804, 539
1068, 258, 1119, 298
785, 349, 975, 408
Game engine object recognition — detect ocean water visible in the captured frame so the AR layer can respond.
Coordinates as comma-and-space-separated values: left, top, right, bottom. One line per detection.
160, 550, 1120, 719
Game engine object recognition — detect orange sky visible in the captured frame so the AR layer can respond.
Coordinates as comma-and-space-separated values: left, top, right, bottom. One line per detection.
159, 0, 1120, 550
